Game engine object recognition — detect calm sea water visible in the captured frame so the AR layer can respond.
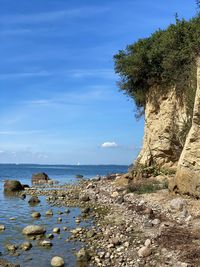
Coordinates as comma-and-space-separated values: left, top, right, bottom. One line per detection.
0, 164, 128, 267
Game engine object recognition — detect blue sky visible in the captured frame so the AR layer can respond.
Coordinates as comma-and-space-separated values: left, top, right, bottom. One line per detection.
0, 0, 197, 164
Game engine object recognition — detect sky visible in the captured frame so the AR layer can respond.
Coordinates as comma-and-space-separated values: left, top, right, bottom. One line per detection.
0, 0, 197, 165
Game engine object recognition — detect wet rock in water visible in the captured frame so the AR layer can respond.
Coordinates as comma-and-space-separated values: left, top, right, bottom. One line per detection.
138, 246, 151, 257
79, 195, 90, 202
31, 212, 41, 219
39, 240, 52, 247
0, 259, 20, 267
76, 174, 84, 179
58, 217, 62, 222
20, 194, 26, 200
6, 244, 18, 252
170, 198, 186, 211
32, 172, 50, 185
28, 196, 40, 205
51, 256, 64, 267
4, 180, 24, 193
0, 224, 5, 231
53, 227, 60, 234
47, 234, 54, 239
65, 208, 70, 214
76, 247, 90, 262
22, 225, 46, 235
46, 209, 53, 216
20, 242, 32, 251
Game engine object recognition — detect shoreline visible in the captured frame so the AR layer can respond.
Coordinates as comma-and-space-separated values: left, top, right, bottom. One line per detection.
9, 174, 199, 267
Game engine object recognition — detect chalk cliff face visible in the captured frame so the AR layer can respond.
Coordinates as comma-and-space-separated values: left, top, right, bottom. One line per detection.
137, 88, 188, 169
171, 59, 200, 196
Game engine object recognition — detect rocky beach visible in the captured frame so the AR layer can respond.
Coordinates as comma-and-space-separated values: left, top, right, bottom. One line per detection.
1, 169, 200, 267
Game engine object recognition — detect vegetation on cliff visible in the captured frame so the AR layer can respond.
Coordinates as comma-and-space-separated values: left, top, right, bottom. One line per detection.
114, 15, 200, 115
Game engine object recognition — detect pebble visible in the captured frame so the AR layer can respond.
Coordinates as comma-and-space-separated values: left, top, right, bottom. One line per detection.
138, 246, 151, 257
46, 209, 53, 216
51, 256, 64, 267
0, 224, 5, 231
53, 227, 60, 234
31, 212, 41, 218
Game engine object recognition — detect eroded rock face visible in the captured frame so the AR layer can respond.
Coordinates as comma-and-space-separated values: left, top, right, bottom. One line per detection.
172, 59, 200, 196
137, 88, 188, 169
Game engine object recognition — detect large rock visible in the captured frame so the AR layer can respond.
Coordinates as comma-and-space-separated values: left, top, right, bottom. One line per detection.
22, 225, 46, 235
32, 172, 50, 184
4, 180, 24, 193
172, 59, 200, 197
136, 88, 187, 169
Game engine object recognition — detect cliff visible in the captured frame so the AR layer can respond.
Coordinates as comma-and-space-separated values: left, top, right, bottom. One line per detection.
137, 88, 187, 169
170, 58, 200, 196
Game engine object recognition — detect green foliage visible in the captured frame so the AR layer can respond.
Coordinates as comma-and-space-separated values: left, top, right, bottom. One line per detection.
114, 15, 200, 115
126, 179, 167, 194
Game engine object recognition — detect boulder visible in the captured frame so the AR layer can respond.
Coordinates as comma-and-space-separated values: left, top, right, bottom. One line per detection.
22, 225, 46, 235
28, 196, 40, 205
51, 256, 64, 267
32, 172, 50, 184
4, 180, 24, 193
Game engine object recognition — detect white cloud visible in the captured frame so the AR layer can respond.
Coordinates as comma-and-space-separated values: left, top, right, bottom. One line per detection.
101, 142, 118, 148
0, 130, 43, 135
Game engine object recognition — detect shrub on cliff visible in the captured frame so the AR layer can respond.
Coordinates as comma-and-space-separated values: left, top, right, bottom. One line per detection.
114, 15, 200, 116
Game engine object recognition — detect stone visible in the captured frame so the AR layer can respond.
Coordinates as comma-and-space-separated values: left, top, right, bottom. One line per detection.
0, 224, 5, 231
53, 227, 60, 234
28, 196, 40, 205
51, 256, 64, 267
111, 191, 119, 198
86, 230, 96, 238
173, 59, 200, 197
65, 209, 70, 214
32, 172, 50, 185
22, 225, 46, 235
20, 242, 32, 251
76, 174, 84, 178
76, 247, 90, 262
4, 180, 24, 193
79, 195, 90, 202
138, 246, 151, 257
152, 218, 161, 225
39, 240, 52, 247
46, 209, 53, 216
31, 212, 41, 218
6, 244, 18, 252
170, 198, 186, 211
144, 239, 151, 247
47, 234, 54, 239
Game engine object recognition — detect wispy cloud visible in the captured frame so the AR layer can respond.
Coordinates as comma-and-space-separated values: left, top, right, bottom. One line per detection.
0, 130, 43, 135
67, 69, 115, 79
101, 142, 118, 148
0, 7, 109, 25
0, 71, 50, 80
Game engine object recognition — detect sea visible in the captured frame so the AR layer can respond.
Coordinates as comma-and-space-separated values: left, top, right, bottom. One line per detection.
0, 164, 128, 267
